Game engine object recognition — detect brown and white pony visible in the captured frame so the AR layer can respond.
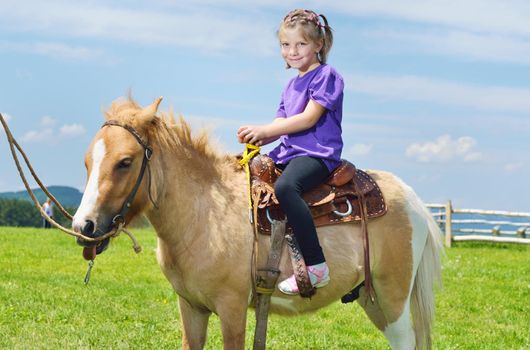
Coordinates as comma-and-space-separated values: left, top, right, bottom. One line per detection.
73, 97, 442, 350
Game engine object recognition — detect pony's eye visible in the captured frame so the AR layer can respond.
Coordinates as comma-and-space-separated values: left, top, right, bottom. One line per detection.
117, 158, 132, 169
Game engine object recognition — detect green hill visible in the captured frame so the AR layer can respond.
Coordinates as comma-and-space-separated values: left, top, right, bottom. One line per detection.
0, 186, 82, 207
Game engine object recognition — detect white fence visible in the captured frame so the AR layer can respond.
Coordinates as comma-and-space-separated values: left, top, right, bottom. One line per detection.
427, 201, 530, 247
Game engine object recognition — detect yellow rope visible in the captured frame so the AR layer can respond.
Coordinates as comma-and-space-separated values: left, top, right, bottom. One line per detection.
238, 143, 261, 167
255, 286, 275, 295
238, 143, 261, 301
238, 143, 261, 213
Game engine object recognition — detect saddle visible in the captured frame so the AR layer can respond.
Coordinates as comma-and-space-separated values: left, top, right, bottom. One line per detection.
249, 155, 387, 234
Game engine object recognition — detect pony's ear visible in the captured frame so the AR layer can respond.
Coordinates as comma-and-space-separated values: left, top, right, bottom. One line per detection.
136, 96, 163, 125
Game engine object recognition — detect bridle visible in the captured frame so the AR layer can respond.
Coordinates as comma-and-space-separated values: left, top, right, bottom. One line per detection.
101, 120, 157, 230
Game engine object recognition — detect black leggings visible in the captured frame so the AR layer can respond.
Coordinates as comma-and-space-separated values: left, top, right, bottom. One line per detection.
275, 156, 330, 265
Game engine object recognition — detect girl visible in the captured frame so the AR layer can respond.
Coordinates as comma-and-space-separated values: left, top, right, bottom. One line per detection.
237, 9, 344, 295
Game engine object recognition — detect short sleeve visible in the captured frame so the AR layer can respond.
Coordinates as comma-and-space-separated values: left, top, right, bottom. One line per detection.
276, 91, 287, 118
308, 67, 344, 111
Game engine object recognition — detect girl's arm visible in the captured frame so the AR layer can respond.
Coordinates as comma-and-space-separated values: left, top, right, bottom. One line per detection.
237, 99, 325, 145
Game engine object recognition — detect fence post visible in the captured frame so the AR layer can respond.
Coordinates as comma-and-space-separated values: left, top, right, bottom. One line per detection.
492, 226, 501, 236
445, 200, 452, 248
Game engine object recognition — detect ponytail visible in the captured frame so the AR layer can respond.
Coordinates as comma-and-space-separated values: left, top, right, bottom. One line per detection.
317, 14, 333, 64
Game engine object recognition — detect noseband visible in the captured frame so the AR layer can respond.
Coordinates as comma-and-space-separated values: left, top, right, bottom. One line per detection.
101, 120, 156, 229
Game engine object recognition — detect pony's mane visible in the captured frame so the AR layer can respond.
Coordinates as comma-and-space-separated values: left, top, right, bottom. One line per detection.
104, 97, 239, 169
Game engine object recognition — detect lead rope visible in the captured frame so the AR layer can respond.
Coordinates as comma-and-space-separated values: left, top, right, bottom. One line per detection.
238, 143, 262, 304
239, 143, 261, 223
0, 113, 141, 253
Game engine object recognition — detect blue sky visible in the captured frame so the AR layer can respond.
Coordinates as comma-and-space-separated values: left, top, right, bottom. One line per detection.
1, 0, 529, 211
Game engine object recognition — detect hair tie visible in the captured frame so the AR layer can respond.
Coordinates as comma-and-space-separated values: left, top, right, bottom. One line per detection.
317, 14, 326, 28
283, 9, 324, 29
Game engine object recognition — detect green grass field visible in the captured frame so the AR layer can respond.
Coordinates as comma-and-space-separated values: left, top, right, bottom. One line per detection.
0, 227, 528, 349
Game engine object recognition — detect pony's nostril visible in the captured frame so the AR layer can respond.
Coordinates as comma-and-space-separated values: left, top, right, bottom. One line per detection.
82, 220, 95, 236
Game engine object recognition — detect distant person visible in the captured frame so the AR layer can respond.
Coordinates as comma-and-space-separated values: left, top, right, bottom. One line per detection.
42, 198, 53, 229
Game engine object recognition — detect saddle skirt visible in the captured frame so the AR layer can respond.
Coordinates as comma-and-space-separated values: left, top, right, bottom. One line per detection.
249, 155, 387, 234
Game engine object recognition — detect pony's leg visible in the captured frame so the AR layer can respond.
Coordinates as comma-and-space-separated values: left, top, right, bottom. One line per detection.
359, 289, 415, 350
357, 287, 387, 332
178, 297, 211, 350
216, 295, 248, 350
383, 301, 415, 350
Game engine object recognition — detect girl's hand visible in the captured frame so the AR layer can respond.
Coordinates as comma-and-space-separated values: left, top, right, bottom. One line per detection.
237, 125, 268, 145
237, 126, 250, 143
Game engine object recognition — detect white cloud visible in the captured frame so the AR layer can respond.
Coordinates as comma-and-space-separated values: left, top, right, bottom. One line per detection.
33, 42, 105, 61
187, 114, 245, 129
0, 40, 106, 61
349, 143, 373, 156
462, 152, 482, 162
1, 0, 529, 60
406, 134, 482, 163
21, 128, 54, 143
0, 1, 276, 56
327, 1, 530, 66
326, 0, 530, 38
40, 116, 56, 127
59, 124, 86, 137
346, 73, 530, 113
365, 29, 530, 66
504, 162, 524, 173
2, 0, 529, 63
20, 122, 86, 142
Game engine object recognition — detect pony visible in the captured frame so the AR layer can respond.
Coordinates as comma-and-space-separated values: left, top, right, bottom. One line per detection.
73, 97, 442, 350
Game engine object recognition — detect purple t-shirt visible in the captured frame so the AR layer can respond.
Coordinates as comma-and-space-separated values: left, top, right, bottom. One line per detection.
268, 64, 344, 172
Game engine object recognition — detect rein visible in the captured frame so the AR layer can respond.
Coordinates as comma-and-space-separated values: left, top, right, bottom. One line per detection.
0, 113, 141, 253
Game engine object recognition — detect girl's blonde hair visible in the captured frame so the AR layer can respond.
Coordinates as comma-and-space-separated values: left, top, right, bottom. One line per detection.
278, 9, 334, 67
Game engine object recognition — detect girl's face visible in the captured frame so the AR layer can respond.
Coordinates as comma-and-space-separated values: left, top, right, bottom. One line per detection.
279, 26, 323, 75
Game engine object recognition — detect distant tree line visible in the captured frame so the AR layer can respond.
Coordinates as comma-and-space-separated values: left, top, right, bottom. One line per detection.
0, 198, 76, 228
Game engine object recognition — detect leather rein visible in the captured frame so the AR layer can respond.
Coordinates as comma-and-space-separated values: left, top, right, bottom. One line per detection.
101, 120, 157, 230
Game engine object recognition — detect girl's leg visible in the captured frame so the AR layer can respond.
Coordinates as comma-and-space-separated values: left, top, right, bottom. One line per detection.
274, 156, 330, 265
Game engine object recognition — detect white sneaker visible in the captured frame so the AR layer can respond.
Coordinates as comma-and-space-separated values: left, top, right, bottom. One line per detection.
278, 262, 330, 295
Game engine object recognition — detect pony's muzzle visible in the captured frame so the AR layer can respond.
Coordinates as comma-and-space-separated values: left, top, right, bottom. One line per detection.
82, 220, 96, 236
75, 219, 110, 255
75, 219, 97, 245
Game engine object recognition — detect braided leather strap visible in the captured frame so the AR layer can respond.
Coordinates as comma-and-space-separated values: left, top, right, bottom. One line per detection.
285, 233, 316, 298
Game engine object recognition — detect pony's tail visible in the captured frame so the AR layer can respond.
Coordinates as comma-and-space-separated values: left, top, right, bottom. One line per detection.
411, 206, 443, 350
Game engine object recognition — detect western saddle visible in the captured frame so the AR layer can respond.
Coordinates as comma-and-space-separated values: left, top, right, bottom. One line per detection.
249, 154, 387, 234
